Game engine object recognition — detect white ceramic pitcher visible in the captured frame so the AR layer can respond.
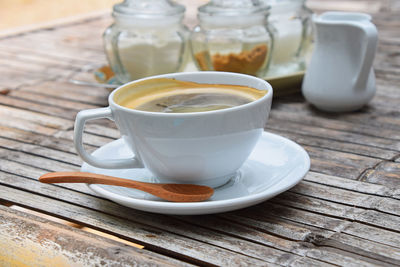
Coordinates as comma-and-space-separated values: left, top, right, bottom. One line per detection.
302, 12, 378, 112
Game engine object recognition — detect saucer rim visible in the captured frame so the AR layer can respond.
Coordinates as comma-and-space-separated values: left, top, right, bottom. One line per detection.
84, 132, 310, 213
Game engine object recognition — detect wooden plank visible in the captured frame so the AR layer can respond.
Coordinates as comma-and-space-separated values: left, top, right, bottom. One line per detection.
2, 171, 396, 266
0, 10, 111, 38
376, 80, 400, 97
225, 211, 400, 265
0, 185, 280, 266
7, 132, 397, 230
0, 29, 107, 63
20, 80, 109, 99
0, 94, 78, 120
19, 81, 108, 106
0, 48, 88, 70
0, 137, 82, 166
341, 222, 400, 247
289, 181, 400, 216
0, 160, 49, 182
269, 108, 400, 142
267, 114, 400, 151
0, 120, 111, 153
0, 205, 191, 267
303, 145, 381, 179
304, 171, 396, 197
0, 172, 314, 266
0, 147, 78, 172
8, 205, 145, 249
271, 100, 400, 132
281, 189, 388, 220
0, 43, 101, 68
317, 233, 400, 265
35, 80, 110, 98
9, 89, 99, 111
0, 104, 114, 146
0, 113, 59, 136
304, 247, 391, 267
0, 166, 95, 197
227, 213, 400, 267
0, 104, 73, 130
363, 161, 400, 187
252, 201, 400, 248
0, 56, 77, 78
2, 173, 383, 267
0, 164, 90, 197
84, 124, 120, 139
375, 71, 400, 82
54, 129, 115, 147
0, 65, 44, 89
0, 125, 95, 154
1, 124, 396, 236
0, 171, 352, 266
179, 215, 393, 267
0, 168, 100, 201
272, 189, 400, 231
268, 129, 398, 160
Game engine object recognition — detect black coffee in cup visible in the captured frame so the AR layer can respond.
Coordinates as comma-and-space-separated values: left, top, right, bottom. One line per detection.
116, 78, 267, 113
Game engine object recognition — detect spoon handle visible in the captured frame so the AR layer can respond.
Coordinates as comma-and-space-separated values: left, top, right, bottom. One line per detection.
39, 171, 159, 190
39, 172, 214, 202
40, 171, 182, 200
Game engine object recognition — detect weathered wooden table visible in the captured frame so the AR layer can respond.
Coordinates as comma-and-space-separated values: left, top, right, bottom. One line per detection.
1, 0, 399, 266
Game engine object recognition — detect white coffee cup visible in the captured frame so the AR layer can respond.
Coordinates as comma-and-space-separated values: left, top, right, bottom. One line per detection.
74, 72, 273, 187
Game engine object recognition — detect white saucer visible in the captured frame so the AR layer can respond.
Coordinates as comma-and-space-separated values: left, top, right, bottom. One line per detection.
81, 132, 310, 215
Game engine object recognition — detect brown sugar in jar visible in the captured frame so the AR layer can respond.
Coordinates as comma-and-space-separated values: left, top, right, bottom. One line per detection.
194, 44, 268, 76
190, 0, 273, 78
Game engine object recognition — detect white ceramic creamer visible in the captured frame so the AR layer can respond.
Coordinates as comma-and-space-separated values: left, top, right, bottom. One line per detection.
302, 12, 378, 112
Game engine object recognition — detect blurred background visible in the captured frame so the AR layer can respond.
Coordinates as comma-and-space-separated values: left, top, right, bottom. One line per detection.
0, 0, 207, 31
0, 0, 120, 30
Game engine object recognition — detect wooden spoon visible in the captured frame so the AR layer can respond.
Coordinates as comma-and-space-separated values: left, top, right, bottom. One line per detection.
39, 172, 214, 202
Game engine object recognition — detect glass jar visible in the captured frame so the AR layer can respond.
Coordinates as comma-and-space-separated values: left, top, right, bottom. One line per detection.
264, 0, 313, 77
190, 0, 274, 78
103, 0, 189, 84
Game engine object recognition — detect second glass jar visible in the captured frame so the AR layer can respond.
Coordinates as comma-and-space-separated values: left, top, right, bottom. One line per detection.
190, 0, 274, 78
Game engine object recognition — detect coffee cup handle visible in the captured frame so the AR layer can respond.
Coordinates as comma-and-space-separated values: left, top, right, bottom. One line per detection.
74, 107, 144, 169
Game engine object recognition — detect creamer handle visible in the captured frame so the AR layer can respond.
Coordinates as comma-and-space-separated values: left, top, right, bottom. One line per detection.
354, 22, 378, 90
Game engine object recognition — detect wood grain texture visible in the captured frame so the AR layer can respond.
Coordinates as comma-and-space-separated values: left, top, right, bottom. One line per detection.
0, 0, 399, 266
0, 205, 192, 267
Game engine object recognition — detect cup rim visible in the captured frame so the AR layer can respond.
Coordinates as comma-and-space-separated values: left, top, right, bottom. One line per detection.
108, 71, 273, 117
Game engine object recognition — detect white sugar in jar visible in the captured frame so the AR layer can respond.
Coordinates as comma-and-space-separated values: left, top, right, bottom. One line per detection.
103, 0, 189, 83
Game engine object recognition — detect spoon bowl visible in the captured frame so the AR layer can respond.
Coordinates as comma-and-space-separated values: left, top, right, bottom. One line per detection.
39, 172, 214, 202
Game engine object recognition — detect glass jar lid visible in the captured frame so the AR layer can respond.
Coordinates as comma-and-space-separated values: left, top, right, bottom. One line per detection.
198, 0, 270, 27
199, 0, 269, 17
262, 0, 305, 12
113, 0, 185, 18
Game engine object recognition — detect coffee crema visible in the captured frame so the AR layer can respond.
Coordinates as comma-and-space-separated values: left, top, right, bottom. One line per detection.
116, 78, 267, 113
